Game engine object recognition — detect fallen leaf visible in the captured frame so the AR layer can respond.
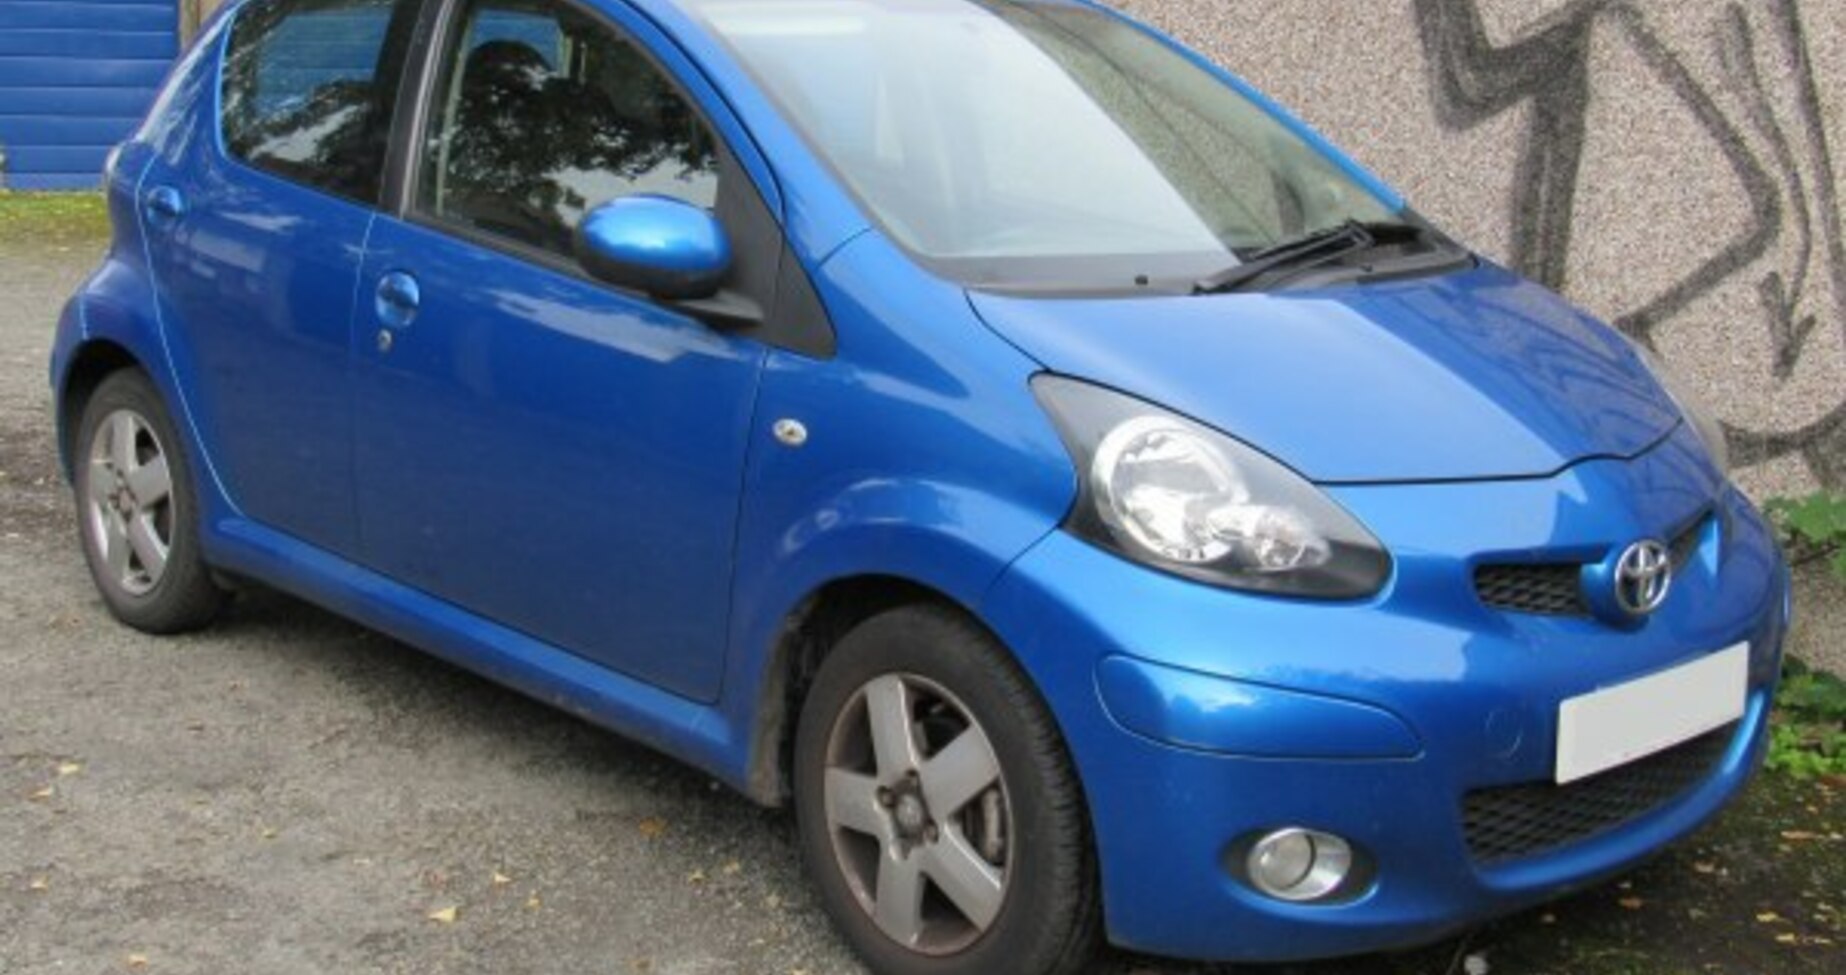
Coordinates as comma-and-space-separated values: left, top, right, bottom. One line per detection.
1776, 933, 1799, 945
1692, 861, 1718, 874
56, 763, 82, 777
260, 827, 278, 840
126, 954, 148, 968
721, 860, 741, 876
637, 817, 667, 839
687, 869, 706, 884
1758, 911, 1784, 924
492, 871, 513, 887
525, 893, 542, 911
28, 786, 53, 801
428, 906, 459, 924
27, 876, 48, 892
1781, 830, 1821, 842
1618, 897, 1645, 910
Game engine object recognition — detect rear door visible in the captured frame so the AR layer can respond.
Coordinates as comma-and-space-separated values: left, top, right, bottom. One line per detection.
138, 0, 421, 557
350, 0, 777, 702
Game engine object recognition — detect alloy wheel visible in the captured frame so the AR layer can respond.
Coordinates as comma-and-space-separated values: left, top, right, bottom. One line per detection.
85, 409, 174, 597
822, 673, 1012, 955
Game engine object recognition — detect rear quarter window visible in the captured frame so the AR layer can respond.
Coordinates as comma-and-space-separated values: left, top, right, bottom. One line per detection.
220, 0, 419, 205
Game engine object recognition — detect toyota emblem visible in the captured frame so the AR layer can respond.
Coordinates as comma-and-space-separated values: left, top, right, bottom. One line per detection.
1613, 540, 1673, 616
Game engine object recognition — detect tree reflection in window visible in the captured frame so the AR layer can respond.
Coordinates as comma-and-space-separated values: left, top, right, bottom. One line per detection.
425, 1, 720, 259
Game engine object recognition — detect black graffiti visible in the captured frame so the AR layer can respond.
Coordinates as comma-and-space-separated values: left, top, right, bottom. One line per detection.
1414, 0, 1846, 484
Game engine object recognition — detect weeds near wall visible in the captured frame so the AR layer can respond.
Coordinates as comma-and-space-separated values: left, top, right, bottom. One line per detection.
1767, 490, 1846, 582
1770, 659, 1846, 779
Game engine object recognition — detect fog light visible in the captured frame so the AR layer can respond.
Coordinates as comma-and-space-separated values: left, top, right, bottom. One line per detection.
1246, 828, 1353, 902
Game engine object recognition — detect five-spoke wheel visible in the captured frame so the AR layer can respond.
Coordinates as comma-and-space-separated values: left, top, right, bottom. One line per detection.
795, 605, 1098, 975
822, 673, 1011, 954
73, 370, 224, 633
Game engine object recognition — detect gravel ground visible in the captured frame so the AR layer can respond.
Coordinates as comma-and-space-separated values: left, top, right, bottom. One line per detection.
1, 229, 1839, 975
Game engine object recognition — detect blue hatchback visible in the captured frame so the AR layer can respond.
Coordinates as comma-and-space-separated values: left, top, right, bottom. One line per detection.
52, 0, 1790, 971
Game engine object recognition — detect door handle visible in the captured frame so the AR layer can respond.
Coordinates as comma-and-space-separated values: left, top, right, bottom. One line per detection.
375, 272, 421, 330
144, 185, 186, 225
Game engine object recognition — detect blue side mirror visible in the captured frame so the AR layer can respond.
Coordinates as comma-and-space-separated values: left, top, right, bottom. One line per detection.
574, 195, 732, 302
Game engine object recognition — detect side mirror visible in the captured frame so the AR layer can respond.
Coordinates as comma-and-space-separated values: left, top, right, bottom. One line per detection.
574, 195, 731, 302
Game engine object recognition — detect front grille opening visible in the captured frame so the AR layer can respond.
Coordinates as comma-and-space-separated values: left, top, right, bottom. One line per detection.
1472, 511, 1713, 619
1474, 563, 1588, 617
1461, 723, 1736, 865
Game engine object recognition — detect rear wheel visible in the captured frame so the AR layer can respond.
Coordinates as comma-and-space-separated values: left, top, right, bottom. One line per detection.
73, 370, 225, 633
793, 605, 1098, 975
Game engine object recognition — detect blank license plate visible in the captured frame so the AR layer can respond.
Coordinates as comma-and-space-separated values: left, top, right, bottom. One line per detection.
1555, 643, 1749, 784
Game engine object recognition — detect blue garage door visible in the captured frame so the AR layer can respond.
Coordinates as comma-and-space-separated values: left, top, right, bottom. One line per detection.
0, 0, 180, 190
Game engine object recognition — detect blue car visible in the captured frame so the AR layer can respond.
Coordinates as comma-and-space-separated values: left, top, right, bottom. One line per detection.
52, 0, 1790, 971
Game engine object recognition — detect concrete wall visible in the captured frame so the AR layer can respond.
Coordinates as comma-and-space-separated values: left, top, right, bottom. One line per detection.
1120, 0, 1845, 497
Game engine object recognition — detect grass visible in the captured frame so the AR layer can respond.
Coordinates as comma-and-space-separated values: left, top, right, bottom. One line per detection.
0, 190, 110, 248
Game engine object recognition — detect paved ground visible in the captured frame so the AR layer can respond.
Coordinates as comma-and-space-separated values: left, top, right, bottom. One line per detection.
2, 237, 1840, 975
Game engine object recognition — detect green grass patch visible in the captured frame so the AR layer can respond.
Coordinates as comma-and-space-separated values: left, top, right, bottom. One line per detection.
0, 191, 110, 247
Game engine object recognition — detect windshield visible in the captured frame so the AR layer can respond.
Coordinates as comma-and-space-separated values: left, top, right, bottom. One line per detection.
688, 0, 1398, 291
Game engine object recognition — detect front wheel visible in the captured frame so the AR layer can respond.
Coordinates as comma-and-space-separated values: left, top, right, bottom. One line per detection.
72, 370, 225, 633
793, 605, 1098, 975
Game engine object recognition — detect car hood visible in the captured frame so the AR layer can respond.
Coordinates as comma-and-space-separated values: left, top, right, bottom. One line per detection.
970, 263, 1680, 484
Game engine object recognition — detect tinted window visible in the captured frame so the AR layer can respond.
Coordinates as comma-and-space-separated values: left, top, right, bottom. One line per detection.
222, 0, 419, 204
419, 0, 720, 259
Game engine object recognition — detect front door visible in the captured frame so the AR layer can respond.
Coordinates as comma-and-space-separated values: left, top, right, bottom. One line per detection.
352, 0, 769, 702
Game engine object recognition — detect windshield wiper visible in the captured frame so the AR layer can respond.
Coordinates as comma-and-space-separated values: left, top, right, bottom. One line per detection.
1194, 220, 1387, 295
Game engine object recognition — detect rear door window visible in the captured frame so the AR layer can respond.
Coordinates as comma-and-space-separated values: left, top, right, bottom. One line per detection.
221, 0, 421, 205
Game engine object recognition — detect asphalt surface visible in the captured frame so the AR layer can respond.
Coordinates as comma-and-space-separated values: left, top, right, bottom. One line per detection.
1, 238, 1838, 975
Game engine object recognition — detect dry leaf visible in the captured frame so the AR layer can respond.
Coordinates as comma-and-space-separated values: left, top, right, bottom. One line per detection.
687, 869, 706, 885
428, 906, 459, 924
637, 817, 667, 839
1781, 831, 1821, 842
1618, 897, 1644, 910
525, 893, 542, 910
1775, 933, 1799, 945
1692, 861, 1717, 874
260, 827, 278, 840
56, 763, 82, 777
492, 871, 513, 887
1758, 911, 1784, 924
27, 876, 48, 892
721, 860, 741, 876
126, 954, 149, 968
28, 786, 53, 801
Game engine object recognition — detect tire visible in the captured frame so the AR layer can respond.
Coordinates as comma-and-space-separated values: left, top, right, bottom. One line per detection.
793, 604, 1098, 975
72, 369, 225, 634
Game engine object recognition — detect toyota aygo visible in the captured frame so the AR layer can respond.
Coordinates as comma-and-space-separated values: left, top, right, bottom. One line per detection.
51, 0, 1791, 971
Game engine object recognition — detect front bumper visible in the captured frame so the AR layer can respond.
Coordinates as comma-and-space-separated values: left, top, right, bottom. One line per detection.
980, 425, 1790, 962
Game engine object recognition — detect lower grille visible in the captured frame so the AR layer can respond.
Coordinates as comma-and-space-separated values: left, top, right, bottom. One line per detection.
1461, 723, 1735, 865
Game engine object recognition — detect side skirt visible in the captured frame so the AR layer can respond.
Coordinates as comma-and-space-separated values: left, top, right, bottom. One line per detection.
203, 516, 752, 794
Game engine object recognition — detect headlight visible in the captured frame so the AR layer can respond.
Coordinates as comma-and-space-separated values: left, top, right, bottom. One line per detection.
1632, 342, 1731, 475
1033, 376, 1392, 599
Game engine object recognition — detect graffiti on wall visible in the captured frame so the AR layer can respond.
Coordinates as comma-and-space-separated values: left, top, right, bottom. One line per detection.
1413, 0, 1845, 485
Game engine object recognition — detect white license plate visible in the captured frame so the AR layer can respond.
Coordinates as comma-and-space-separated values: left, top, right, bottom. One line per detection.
1555, 643, 1749, 784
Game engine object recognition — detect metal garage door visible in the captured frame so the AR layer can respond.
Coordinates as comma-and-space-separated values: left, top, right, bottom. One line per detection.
0, 0, 180, 190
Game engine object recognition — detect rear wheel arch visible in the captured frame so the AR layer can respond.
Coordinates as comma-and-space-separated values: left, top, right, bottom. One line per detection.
58, 340, 143, 478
